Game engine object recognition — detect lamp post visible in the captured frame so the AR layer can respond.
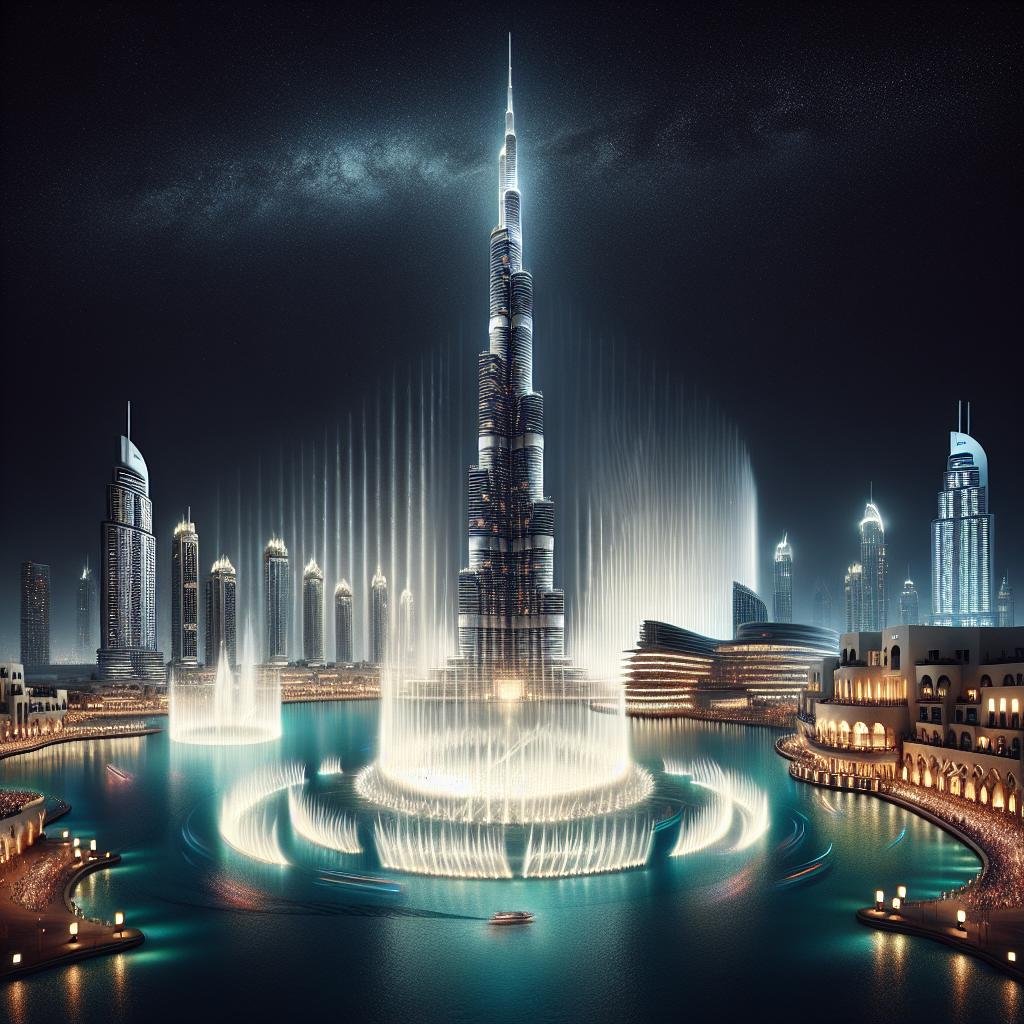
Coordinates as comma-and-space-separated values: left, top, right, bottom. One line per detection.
875, 890, 884, 912
897, 885, 907, 900
891, 897, 901, 912
114, 911, 125, 938
68, 921, 79, 944
956, 909, 967, 932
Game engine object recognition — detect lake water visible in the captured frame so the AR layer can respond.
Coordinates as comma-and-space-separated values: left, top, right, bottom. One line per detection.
1, 703, 1018, 1023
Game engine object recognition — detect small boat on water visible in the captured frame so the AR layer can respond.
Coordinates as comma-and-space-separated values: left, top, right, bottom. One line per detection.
106, 764, 132, 782
489, 911, 534, 926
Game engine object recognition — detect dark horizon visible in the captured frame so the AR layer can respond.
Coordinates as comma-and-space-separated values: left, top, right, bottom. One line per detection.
2, 2, 1022, 657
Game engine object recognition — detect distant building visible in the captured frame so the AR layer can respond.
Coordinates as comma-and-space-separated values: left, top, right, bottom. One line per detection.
811, 580, 833, 630
900, 577, 921, 626
772, 535, 793, 624
98, 404, 163, 681
370, 567, 389, 665
205, 556, 238, 667
931, 415, 994, 626
998, 575, 1015, 628
171, 513, 200, 666
0, 661, 67, 741
732, 582, 767, 636
20, 562, 50, 669
302, 559, 324, 665
624, 621, 719, 716
399, 587, 414, 659
859, 501, 888, 631
264, 537, 290, 665
334, 580, 353, 664
844, 563, 864, 634
76, 561, 97, 663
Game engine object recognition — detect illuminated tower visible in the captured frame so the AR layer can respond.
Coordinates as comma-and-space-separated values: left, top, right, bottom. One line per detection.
997, 574, 1014, 628
370, 567, 389, 665
931, 406, 994, 626
458, 37, 565, 670
334, 579, 353, 664
205, 556, 237, 668
98, 403, 163, 681
170, 512, 199, 666
263, 537, 290, 665
76, 560, 97, 663
859, 500, 887, 630
302, 558, 324, 665
732, 581, 767, 636
844, 563, 864, 633
20, 562, 50, 669
772, 535, 793, 623
900, 575, 920, 626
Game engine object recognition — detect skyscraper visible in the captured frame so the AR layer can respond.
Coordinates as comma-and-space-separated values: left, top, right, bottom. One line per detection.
811, 580, 833, 630
334, 579, 353, 664
20, 561, 50, 669
205, 555, 237, 667
456, 41, 565, 670
931, 409, 994, 626
399, 587, 414, 660
302, 558, 324, 665
76, 560, 97, 663
171, 512, 199, 666
732, 581, 767, 636
998, 574, 1015, 628
263, 537, 290, 665
370, 567, 389, 665
844, 563, 864, 633
859, 501, 888, 630
99, 404, 163, 681
773, 535, 793, 623
900, 576, 920, 626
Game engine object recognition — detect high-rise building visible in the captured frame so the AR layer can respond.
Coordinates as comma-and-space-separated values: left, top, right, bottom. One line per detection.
399, 587, 414, 659
859, 501, 888, 631
98, 404, 163, 681
772, 535, 793, 623
263, 537, 290, 665
76, 560, 97, 663
170, 512, 199, 666
900, 577, 920, 626
370, 567, 389, 665
811, 580, 833, 630
998, 574, 1015, 628
844, 563, 864, 634
732, 582, 767, 636
456, 43, 565, 670
20, 562, 50, 669
334, 579, 353, 664
205, 556, 237, 667
302, 558, 324, 665
931, 411, 994, 626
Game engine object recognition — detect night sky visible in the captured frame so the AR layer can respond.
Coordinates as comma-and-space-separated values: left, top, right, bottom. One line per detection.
2, 2, 1021, 655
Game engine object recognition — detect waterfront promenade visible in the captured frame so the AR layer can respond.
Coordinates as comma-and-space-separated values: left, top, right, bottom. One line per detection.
0, 723, 160, 763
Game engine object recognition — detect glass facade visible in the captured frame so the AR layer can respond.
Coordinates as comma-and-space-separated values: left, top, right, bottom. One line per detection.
205, 556, 238, 667
370, 567, 389, 665
334, 580, 353, 664
772, 535, 793, 624
171, 517, 199, 665
20, 561, 50, 669
302, 559, 324, 665
263, 538, 290, 665
732, 581, 767, 636
859, 502, 887, 631
76, 562, 97, 663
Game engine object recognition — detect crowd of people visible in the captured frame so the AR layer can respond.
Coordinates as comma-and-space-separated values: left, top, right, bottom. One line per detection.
9, 846, 74, 912
0, 789, 41, 819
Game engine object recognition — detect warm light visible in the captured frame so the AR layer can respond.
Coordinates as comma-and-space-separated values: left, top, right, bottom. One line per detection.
74, 848, 82, 860
956, 909, 967, 930
897, 885, 907, 899
90, 839, 97, 852
1009, 951, 1017, 963
72, 837, 80, 848
875, 890, 884, 905
497, 679, 524, 702
114, 911, 124, 926
892, 897, 901, 911
62, 829, 69, 839
69, 922, 79, 941
11, 953, 21, 965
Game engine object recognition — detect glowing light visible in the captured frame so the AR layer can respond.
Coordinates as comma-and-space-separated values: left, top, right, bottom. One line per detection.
219, 762, 304, 866
287, 786, 361, 854
317, 755, 344, 777
522, 814, 653, 877
11, 953, 21, 965
374, 817, 512, 879
897, 885, 907, 899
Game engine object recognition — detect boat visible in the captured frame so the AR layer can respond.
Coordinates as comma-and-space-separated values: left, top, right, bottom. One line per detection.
489, 911, 534, 926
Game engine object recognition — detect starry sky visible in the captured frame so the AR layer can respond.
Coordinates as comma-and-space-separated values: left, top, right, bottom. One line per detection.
1, 2, 1021, 655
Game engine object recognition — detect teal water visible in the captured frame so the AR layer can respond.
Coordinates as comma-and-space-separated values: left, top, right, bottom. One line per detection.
1, 704, 1018, 1024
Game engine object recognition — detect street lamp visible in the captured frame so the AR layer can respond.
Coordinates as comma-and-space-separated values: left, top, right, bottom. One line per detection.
897, 885, 907, 900
68, 921, 79, 944
11, 953, 21, 965
892, 898, 901, 911
114, 911, 125, 938
875, 890, 884, 912
956, 910, 967, 932
1008, 951, 1016, 964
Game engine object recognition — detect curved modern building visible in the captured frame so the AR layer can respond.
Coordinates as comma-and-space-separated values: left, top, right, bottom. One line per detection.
733, 581, 767, 635
302, 558, 324, 666
772, 535, 793, 624
98, 405, 163, 681
263, 537, 290, 665
456, 42, 564, 672
624, 621, 720, 716
334, 579, 353, 664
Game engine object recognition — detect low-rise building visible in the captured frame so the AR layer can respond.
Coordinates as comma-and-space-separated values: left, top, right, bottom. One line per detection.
0, 661, 68, 741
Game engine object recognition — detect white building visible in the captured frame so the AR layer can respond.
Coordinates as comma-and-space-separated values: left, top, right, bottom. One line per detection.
0, 661, 68, 741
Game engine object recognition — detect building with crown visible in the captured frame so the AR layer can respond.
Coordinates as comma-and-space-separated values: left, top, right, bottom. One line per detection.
998, 575, 1015, 628
302, 558, 324, 666
370, 567, 389, 665
205, 556, 237, 668
900, 577, 920, 626
335, 579, 353, 665
263, 537, 289, 665
171, 513, 200, 666
98, 405, 163, 681
859, 501, 888, 631
772, 535, 793, 624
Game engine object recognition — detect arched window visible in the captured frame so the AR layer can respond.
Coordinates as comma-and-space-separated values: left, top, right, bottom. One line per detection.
937, 675, 951, 695
960, 731, 972, 750
1004, 674, 1015, 687
842, 648, 848, 665
891, 645, 901, 670
946, 729, 956, 747
980, 675, 992, 687
849, 648, 857, 663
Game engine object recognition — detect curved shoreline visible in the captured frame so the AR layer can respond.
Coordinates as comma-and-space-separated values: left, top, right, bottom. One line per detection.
774, 734, 1022, 982
0, 726, 161, 763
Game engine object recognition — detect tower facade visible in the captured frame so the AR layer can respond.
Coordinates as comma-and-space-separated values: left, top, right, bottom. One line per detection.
844, 563, 864, 633
456, 43, 565, 671
98, 405, 163, 681
812, 580, 833, 631
997, 575, 1014, 628
900, 577, 920, 626
370, 567, 389, 665
263, 537, 290, 665
76, 561, 97, 663
859, 501, 887, 631
171, 513, 200, 665
334, 580, 353, 664
302, 558, 324, 665
732, 581, 767, 636
772, 535, 793, 624
205, 556, 237, 667
931, 424, 994, 626
20, 561, 50, 669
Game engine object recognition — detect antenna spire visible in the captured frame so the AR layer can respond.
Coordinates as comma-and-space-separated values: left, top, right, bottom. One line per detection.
506, 32, 513, 112
967, 400, 971, 436
958, 398, 962, 433
126, 400, 131, 440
